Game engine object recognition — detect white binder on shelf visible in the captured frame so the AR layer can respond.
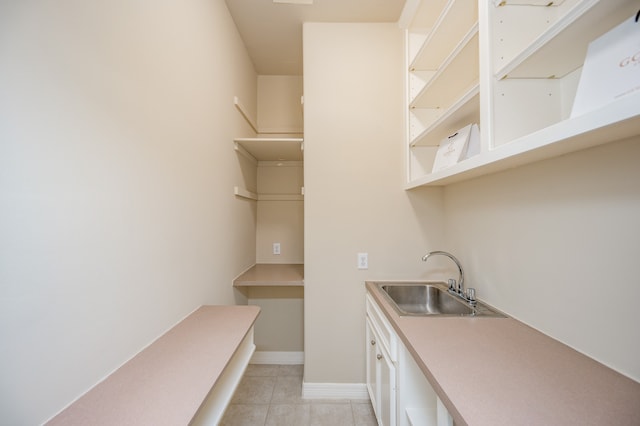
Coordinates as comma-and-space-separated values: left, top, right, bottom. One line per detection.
432, 124, 480, 173
571, 13, 640, 118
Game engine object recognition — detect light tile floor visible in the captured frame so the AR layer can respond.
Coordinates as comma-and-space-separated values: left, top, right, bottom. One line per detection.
221, 364, 378, 426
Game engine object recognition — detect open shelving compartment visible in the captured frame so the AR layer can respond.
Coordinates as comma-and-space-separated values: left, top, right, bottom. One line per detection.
232, 82, 305, 365
233, 96, 304, 201
404, 0, 481, 186
404, 0, 640, 188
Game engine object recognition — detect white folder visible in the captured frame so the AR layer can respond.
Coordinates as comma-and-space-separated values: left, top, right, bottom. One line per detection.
571, 14, 640, 118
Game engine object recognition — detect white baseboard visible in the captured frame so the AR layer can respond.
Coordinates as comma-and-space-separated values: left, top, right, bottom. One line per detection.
250, 351, 304, 365
302, 382, 369, 400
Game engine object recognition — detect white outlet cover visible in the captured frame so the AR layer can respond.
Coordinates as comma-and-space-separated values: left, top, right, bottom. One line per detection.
357, 253, 368, 270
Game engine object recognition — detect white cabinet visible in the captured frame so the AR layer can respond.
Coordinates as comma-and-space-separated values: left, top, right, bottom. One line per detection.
366, 294, 454, 426
366, 295, 397, 426
397, 342, 453, 426
403, 0, 640, 187
366, 319, 396, 426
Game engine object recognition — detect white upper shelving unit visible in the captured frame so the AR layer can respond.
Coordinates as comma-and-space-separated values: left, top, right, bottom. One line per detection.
403, 0, 640, 188
406, 0, 480, 150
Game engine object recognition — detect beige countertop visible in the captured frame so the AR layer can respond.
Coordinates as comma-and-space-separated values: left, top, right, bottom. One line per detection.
365, 281, 640, 426
233, 263, 304, 287
47, 305, 260, 426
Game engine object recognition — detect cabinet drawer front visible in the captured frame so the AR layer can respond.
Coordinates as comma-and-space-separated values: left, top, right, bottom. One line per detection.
366, 293, 397, 362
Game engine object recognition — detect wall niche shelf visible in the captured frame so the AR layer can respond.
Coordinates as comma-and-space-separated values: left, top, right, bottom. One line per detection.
234, 137, 303, 162
234, 185, 304, 201
233, 131, 304, 201
233, 264, 304, 288
233, 138, 304, 201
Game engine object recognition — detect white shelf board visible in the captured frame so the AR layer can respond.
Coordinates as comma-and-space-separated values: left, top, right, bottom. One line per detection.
494, 0, 566, 4
410, 27, 479, 109
234, 186, 258, 200
408, 70, 436, 105
258, 194, 304, 201
234, 138, 303, 161
408, 0, 448, 31
495, 0, 637, 79
233, 187, 304, 201
407, 30, 429, 66
410, 85, 479, 147
405, 92, 640, 187
410, 0, 478, 71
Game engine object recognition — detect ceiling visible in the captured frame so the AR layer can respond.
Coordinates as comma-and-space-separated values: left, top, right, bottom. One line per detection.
224, 0, 407, 75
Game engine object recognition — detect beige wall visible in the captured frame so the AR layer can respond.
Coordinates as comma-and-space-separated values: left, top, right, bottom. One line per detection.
257, 75, 304, 135
248, 286, 304, 352
256, 162, 304, 264
443, 136, 640, 381
302, 22, 640, 387
251, 76, 305, 353
254, 75, 304, 264
0, 1, 257, 424
303, 23, 445, 384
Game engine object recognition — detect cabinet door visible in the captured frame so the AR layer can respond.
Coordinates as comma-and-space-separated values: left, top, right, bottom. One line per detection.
366, 319, 379, 417
378, 345, 397, 426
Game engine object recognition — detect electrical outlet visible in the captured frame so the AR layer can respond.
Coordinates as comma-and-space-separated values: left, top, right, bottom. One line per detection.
273, 243, 281, 255
357, 253, 368, 270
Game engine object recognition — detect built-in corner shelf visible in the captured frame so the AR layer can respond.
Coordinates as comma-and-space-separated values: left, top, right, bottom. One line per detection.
233, 138, 304, 201
233, 95, 304, 200
234, 186, 304, 201
234, 137, 303, 162
233, 264, 304, 287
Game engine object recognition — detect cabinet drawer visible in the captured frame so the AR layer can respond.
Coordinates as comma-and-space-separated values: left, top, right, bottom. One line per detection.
366, 293, 397, 362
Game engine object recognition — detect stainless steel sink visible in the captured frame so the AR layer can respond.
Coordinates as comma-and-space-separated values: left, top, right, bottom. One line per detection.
377, 282, 505, 317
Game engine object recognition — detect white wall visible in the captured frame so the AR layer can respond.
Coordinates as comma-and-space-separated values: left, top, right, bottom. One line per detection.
443, 136, 640, 381
0, 1, 257, 424
303, 23, 445, 384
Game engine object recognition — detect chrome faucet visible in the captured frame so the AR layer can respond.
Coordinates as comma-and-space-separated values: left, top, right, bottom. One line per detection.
421, 250, 476, 306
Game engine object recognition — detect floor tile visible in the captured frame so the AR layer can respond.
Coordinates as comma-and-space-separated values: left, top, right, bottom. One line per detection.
224, 364, 376, 426
278, 364, 304, 376
232, 375, 276, 404
265, 403, 311, 426
245, 364, 281, 377
310, 403, 355, 426
220, 404, 269, 426
352, 401, 377, 426
272, 375, 304, 404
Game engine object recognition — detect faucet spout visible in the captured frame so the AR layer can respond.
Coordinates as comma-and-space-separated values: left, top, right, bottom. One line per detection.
421, 251, 465, 296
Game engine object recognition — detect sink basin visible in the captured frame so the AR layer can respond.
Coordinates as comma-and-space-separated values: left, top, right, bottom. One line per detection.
377, 282, 505, 317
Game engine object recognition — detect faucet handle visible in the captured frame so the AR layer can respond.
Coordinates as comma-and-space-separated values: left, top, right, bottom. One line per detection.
466, 288, 476, 302
448, 279, 456, 291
